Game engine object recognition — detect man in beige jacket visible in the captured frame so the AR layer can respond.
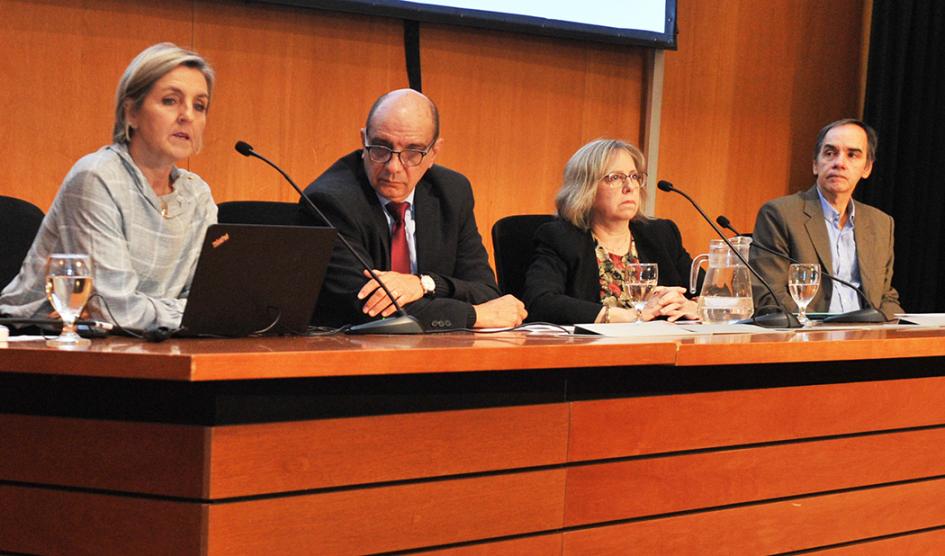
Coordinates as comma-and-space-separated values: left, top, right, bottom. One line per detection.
750, 118, 903, 319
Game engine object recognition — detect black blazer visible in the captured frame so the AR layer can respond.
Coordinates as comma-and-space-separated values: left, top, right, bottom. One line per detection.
301, 151, 500, 330
523, 217, 695, 324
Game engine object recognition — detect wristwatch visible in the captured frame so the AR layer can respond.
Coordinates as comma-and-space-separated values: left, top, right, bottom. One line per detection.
420, 274, 436, 297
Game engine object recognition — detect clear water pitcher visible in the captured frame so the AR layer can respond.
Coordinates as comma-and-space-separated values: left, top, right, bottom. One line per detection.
689, 237, 754, 324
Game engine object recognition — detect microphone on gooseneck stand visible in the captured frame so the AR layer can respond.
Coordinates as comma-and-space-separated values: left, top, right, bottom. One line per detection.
716, 214, 888, 324
234, 141, 423, 335
657, 181, 800, 328
715, 215, 743, 237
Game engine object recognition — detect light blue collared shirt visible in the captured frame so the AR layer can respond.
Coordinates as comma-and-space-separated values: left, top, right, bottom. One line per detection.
377, 190, 418, 274
816, 188, 862, 312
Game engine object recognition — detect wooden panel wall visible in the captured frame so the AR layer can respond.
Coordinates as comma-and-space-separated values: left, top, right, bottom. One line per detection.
421, 24, 644, 228
659, 0, 866, 256
191, 1, 406, 203
0, 0, 864, 262
1, 0, 193, 209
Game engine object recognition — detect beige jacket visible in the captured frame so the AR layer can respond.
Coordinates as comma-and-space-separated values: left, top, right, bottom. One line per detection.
750, 185, 903, 318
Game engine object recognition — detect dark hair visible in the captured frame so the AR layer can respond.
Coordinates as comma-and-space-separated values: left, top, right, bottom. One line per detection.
812, 118, 878, 162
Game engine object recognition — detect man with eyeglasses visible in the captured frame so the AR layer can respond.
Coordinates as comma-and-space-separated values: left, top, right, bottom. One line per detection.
302, 88, 527, 330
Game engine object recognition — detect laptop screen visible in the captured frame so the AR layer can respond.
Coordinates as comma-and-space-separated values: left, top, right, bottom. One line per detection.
180, 223, 336, 337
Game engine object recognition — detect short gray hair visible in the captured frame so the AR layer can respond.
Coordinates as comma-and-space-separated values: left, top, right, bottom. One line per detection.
556, 139, 647, 230
113, 42, 215, 144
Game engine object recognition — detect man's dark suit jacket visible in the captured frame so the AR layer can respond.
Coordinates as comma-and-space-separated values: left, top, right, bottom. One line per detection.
523, 217, 696, 324
301, 150, 500, 330
751, 185, 903, 318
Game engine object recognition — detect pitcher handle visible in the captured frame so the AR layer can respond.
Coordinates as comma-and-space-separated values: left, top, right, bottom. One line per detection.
690, 253, 708, 295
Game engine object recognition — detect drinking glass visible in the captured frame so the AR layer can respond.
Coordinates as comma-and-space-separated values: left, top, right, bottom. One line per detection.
45, 254, 93, 348
625, 263, 658, 314
788, 263, 820, 326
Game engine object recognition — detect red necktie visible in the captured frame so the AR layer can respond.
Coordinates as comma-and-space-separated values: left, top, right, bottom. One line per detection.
386, 201, 410, 273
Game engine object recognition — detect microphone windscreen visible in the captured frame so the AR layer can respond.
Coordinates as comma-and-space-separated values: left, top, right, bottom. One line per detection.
657, 180, 674, 192
716, 215, 731, 228
234, 141, 254, 157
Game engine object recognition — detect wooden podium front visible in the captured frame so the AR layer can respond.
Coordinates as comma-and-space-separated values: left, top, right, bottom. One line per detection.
3, 329, 945, 554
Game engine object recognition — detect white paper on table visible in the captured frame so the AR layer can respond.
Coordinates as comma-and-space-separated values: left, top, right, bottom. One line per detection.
574, 321, 697, 337
895, 314, 945, 327
0, 335, 49, 342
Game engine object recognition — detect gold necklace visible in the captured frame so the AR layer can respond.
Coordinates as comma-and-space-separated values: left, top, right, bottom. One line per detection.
598, 233, 632, 255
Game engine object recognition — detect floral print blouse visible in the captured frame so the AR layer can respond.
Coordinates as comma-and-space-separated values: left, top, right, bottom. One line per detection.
594, 233, 639, 309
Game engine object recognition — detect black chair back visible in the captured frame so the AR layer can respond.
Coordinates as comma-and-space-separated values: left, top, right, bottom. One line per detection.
491, 214, 555, 298
217, 201, 304, 226
0, 196, 44, 290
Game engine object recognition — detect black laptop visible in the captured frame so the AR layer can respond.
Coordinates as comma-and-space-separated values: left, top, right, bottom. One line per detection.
178, 223, 336, 337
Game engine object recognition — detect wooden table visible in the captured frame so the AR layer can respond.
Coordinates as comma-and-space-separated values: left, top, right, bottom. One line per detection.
3, 327, 945, 554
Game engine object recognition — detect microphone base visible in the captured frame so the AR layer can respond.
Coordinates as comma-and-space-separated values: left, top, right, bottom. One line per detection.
742, 308, 802, 328
822, 307, 888, 324
347, 314, 424, 335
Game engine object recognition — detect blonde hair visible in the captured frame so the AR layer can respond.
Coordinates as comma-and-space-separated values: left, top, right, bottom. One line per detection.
113, 42, 215, 144
555, 139, 647, 230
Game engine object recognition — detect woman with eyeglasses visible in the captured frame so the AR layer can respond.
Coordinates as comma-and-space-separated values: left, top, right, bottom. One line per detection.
522, 139, 699, 324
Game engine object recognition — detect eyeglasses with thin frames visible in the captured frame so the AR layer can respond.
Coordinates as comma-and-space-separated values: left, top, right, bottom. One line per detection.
363, 142, 434, 168
600, 172, 647, 191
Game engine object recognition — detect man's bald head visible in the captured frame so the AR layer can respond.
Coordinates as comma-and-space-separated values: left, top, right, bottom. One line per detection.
359, 88, 443, 203
364, 88, 439, 143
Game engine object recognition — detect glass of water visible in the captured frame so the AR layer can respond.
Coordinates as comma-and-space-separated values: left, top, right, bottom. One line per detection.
625, 263, 658, 314
788, 263, 820, 326
44, 254, 93, 348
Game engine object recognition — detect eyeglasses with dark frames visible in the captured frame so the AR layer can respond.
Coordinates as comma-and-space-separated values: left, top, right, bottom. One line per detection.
363, 142, 434, 168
